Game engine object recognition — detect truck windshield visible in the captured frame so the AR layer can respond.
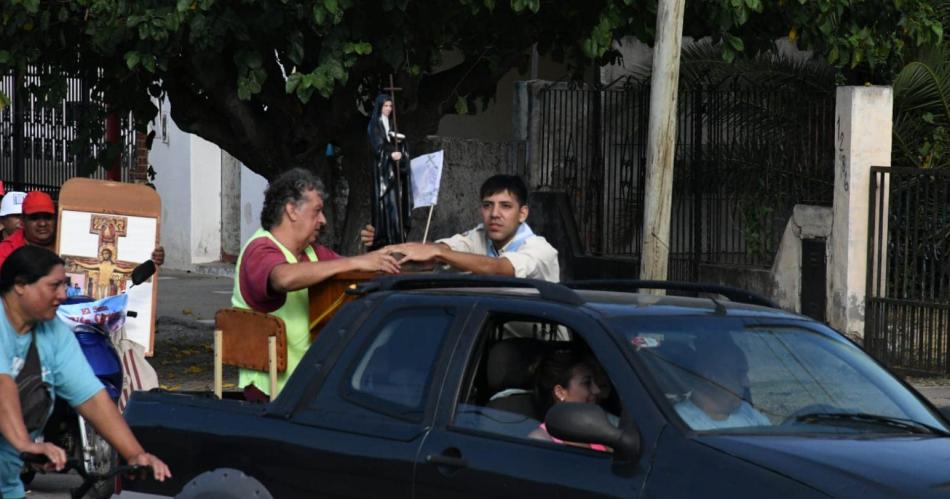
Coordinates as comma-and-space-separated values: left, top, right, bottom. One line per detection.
609, 316, 949, 435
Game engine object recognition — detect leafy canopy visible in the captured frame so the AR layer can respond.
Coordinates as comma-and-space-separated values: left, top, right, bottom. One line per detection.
0, 0, 942, 178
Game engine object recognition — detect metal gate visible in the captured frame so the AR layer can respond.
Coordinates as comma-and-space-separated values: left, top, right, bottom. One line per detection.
0, 68, 136, 198
865, 166, 950, 375
536, 79, 836, 281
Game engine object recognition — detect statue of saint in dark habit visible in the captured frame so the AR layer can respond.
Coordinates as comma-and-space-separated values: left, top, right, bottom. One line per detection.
367, 94, 412, 249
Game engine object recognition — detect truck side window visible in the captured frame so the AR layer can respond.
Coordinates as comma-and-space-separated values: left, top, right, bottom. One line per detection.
453, 317, 619, 446
346, 308, 453, 420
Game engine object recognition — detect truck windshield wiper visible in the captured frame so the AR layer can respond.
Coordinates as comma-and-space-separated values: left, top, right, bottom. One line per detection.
795, 412, 950, 436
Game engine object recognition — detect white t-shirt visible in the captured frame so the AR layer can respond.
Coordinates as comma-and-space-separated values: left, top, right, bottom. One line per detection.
674, 398, 771, 431
437, 224, 560, 282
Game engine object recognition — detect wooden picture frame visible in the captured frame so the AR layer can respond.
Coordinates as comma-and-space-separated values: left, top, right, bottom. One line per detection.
55, 178, 161, 356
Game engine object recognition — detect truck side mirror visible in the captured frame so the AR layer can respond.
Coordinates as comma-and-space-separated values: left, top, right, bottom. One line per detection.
545, 402, 641, 461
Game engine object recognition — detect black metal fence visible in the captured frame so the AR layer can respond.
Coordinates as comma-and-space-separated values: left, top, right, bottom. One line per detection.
865, 166, 950, 375
536, 80, 836, 280
0, 67, 136, 198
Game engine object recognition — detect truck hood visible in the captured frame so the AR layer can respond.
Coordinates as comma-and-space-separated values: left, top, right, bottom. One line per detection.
701, 434, 950, 498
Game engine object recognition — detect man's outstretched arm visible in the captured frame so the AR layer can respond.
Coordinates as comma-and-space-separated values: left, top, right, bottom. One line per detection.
389, 242, 515, 277
269, 249, 400, 293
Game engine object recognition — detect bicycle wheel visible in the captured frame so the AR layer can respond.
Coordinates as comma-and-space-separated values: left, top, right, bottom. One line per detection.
79, 415, 117, 499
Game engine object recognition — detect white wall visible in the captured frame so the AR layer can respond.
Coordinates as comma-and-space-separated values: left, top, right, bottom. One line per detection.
829, 86, 892, 340
148, 100, 223, 270
240, 165, 268, 246
149, 100, 192, 270
190, 135, 222, 263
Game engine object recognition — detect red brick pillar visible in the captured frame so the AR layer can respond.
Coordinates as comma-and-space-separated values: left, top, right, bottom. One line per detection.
129, 131, 150, 184
105, 112, 122, 181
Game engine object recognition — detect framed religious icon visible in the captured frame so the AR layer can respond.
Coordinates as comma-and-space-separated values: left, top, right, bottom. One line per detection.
55, 178, 161, 355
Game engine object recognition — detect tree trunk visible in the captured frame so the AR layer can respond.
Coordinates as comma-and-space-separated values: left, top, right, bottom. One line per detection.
333, 133, 375, 255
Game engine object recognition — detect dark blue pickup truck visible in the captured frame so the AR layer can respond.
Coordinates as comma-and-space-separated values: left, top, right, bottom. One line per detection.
118, 276, 950, 498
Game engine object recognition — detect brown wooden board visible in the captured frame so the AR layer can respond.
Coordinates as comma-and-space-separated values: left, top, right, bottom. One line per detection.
55, 178, 161, 355
308, 271, 377, 342
307, 270, 435, 342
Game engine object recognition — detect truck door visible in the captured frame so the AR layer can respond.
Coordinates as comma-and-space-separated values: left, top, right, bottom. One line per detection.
288, 299, 465, 498
413, 302, 661, 498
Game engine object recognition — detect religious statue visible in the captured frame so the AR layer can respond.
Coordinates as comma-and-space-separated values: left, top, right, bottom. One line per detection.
367, 93, 412, 249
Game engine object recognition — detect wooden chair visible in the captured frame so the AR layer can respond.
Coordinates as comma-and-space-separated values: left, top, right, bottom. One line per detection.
213, 308, 287, 401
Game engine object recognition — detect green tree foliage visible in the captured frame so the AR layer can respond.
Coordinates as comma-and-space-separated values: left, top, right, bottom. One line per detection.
0, 0, 942, 247
892, 1, 949, 170
893, 46, 950, 169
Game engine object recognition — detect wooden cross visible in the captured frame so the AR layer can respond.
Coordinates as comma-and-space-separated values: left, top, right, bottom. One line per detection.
383, 74, 407, 239
383, 74, 402, 141
90, 215, 128, 251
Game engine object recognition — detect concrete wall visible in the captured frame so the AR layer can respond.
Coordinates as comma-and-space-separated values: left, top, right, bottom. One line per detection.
240, 165, 268, 246
149, 101, 193, 270
699, 263, 773, 299
437, 52, 566, 141
829, 86, 892, 340
402, 136, 527, 244
220, 151, 242, 260
771, 205, 833, 313
189, 135, 221, 264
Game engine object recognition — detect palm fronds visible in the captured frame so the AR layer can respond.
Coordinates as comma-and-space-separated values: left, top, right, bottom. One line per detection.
892, 46, 950, 170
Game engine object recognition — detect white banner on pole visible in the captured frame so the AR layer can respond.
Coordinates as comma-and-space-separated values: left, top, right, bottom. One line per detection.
410, 150, 444, 209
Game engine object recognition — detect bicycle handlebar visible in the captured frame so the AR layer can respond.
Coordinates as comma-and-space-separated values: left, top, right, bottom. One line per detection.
20, 452, 152, 498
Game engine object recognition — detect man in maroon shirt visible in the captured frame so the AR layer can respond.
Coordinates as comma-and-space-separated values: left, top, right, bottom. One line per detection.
235, 171, 402, 315
233, 168, 400, 399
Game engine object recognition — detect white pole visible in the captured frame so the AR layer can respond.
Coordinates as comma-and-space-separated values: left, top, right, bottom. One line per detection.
422, 205, 435, 243
639, 0, 686, 292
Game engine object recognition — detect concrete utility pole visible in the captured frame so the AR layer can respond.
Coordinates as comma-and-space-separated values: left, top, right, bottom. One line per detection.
639, 0, 686, 290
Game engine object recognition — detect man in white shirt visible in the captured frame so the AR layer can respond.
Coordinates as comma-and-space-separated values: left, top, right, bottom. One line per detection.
361, 175, 560, 282
674, 336, 771, 431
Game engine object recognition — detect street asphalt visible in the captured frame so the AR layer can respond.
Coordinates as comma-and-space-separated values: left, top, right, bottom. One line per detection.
25, 268, 950, 497
155, 268, 234, 329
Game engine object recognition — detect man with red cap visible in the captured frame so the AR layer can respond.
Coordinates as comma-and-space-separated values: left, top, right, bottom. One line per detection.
0, 191, 164, 270
0, 191, 56, 268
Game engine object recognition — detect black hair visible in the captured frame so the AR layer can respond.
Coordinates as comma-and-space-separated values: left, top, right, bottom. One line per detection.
260, 168, 326, 231
479, 174, 529, 206
692, 335, 748, 374
534, 347, 592, 413
0, 246, 65, 294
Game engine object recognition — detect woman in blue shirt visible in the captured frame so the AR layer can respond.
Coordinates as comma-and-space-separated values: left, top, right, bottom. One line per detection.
0, 246, 170, 498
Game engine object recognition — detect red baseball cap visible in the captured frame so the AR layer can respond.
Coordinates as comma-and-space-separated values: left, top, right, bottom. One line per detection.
22, 191, 55, 215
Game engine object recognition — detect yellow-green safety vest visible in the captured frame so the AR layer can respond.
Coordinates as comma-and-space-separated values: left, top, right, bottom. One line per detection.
232, 228, 317, 396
